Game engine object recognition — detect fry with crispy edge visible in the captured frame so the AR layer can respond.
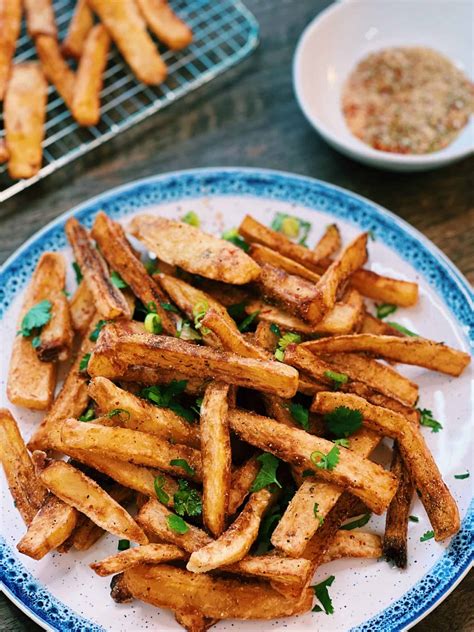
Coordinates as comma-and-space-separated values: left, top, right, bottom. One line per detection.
70, 281, 96, 333
129, 215, 261, 285
360, 311, 405, 336
71, 24, 110, 126
312, 392, 460, 540
24, 0, 57, 37
136, 0, 192, 49
36, 292, 73, 363
187, 488, 275, 573
201, 309, 268, 360
0, 0, 22, 101
40, 461, 148, 544
65, 218, 131, 320
174, 610, 216, 632
91, 212, 176, 333
321, 530, 382, 564
227, 456, 260, 515
350, 269, 418, 307
313, 224, 342, 260
86, 0, 167, 85
35, 35, 76, 108
91, 543, 186, 576
62, 0, 93, 58
249, 244, 321, 283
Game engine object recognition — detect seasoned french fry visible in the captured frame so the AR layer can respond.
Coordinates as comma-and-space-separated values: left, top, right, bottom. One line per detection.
0, 0, 22, 101
313, 224, 341, 261
40, 461, 148, 544
70, 281, 96, 333
91, 543, 186, 577
254, 320, 278, 352
360, 311, 405, 336
228, 456, 260, 515
4, 63, 47, 179
301, 334, 471, 377
129, 215, 261, 285
225, 554, 311, 586
65, 218, 131, 319
249, 244, 321, 283
136, 0, 192, 49
35, 36, 75, 108
201, 309, 268, 360
36, 288, 74, 363
87, 0, 167, 84
71, 24, 110, 126
110, 573, 134, 603
174, 610, 216, 632
351, 269, 418, 307
0, 409, 47, 525
62, 0, 93, 59
24, 0, 57, 37
321, 530, 382, 563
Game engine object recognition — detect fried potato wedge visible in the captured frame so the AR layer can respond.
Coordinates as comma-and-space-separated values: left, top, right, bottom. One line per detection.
249, 244, 321, 283
136, 0, 192, 49
225, 554, 311, 586
0, 0, 22, 101
87, 0, 167, 84
129, 215, 261, 285
62, 0, 93, 58
187, 489, 274, 573
351, 269, 418, 307
65, 218, 131, 320
70, 281, 96, 333
40, 461, 147, 544
301, 333, 471, 377
313, 224, 341, 261
36, 293, 74, 363
24, 0, 56, 37
91, 543, 186, 577
201, 309, 268, 360
321, 530, 382, 564
89, 376, 200, 448
228, 456, 260, 515
35, 35, 75, 108
228, 408, 396, 514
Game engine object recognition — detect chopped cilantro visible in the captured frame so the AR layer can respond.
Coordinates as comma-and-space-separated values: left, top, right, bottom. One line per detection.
270, 323, 281, 337
323, 370, 349, 390
144, 312, 162, 334
144, 259, 159, 275
117, 539, 130, 551
181, 211, 200, 227
251, 453, 282, 492
89, 319, 107, 342
18, 300, 52, 338
333, 438, 350, 448
110, 270, 128, 289
107, 408, 130, 421
324, 406, 363, 438
173, 479, 202, 517
311, 575, 335, 615
227, 302, 247, 321
239, 310, 260, 332
154, 476, 170, 504
417, 408, 443, 433
169, 458, 195, 477
313, 502, 324, 526
302, 469, 316, 477
289, 402, 310, 431
79, 353, 91, 372
420, 530, 435, 542
166, 514, 189, 535
140, 381, 195, 423
79, 408, 95, 422
221, 228, 249, 252
340, 513, 371, 530
408, 515, 419, 522
271, 212, 311, 246
72, 261, 83, 284
386, 321, 418, 337
254, 505, 282, 554
376, 303, 397, 320
454, 472, 470, 480
191, 397, 203, 416
193, 300, 210, 334
310, 445, 340, 471
274, 331, 301, 361
161, 302, 179, 313
31, 336, 41, 348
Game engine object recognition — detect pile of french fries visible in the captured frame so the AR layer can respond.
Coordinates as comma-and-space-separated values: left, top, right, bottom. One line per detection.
1, 209, 471, 630
0, 0, 192, 179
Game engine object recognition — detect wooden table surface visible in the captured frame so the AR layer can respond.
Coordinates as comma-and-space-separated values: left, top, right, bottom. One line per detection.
0, 1, 472, 630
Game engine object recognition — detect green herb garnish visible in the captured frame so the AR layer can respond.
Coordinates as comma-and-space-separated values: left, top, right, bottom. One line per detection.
417, 408, 443, 433
274, 331, 301, 361
170, 458, 195, 477
386, 322, 418, 337
144, 259, 160, 275
408, 515, 419, 522
323, 370, 349, 390
376, 304, 397, 320
144, 312, 163, 334
89, 319, 107, 342
289, 402, 310, 431
166, 514, 189, 535
175, 319, 202, 341
227, 302, 247, 321
271, 213, 311, 246
324, 406, 363, 438
173, 479, 202, 517
454, 472, 470, 480
110, 270, 128, 288
107, 408, 130, 421
181, 211, 200, 227
340, 513, 371, 530
251, 453, 282, 492
311, 575, 335, 614
154, 475, 170, 504
18, 300, 52, 338
72, 261, 83, 284
270, 323, 281, 337
222, 228, 249, 252
333, 438, 350, 448
420, 530, 435, 542
32, 336, 41, 348
79, 353, 91, 372
161, 302, 179, 313
310, 445, 340, 471
239, 310, 260, 332
79, 408, 95, 422
193, 300, 210, 334
117, 539, 130, 551
313, 502, 324, 526
140, 381, 195, 423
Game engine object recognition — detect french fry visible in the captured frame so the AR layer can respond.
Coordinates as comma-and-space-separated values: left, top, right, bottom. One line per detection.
40, 461, 148, 544
313, 224, 341, 261
62, 0, 94, 59
228, 456, 260, 515
201, 309, 268, 360
0, 138, 9, 162
4, 63, 47, 180
24, 0, 57, 37
87, 0, 167, 85
0, 409, 47, 525
136, 0, 192, 49
350, 269, 418, 307
321, 530, 382, 563
129, 215, 261, 285
65, 218, 131, 320
98, 363, 206, 392
90, 543, 186, 577
228, 408, 397, 513
70, 281, 96, 333
343, 380, 420, 425
71, 24, 110, 126
301, 334, 471, 377
249, 244, 321, 283
254, 320, 277, 352
0, 0, 22, 101
110, 573, 134, 603
60, 419, 203, 481
193, 278, 250, 308
225, 554, 311, 586
35, 36, 75, 108
360, 311, 405, 336
187, 488, 275, 573
174, 610, 216, 632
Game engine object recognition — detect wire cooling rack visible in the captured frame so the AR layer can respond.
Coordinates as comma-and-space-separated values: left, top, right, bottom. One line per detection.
0, 0, 259, 202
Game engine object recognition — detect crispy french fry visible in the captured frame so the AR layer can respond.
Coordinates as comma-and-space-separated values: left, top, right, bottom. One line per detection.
110, 573, 134, 603
87, 0, 167, 84
65, 218, 131, 320
40, 461, 148, 544
201, 309, 268, 360
24, 0, 57, 37
62, 0, 94, 58
0, 138, 9, 162
250, 244, 321, 283
360, 311, 405, 336
187, 488, 274, 573
301, 334, 471, 377
70, 281, 96, 333
0, 0, 22, 101
4, 62, 47, 179
228, 408, 397, 513
228, 456, 260, 515
97, 362, 207, 392
351, 269, 418, 307
193, 278, 250, 308
136, 0, 192, 49
321, 530, 382, 564
225, 554, 311, 586
71, 24, 110, 126
91, 543, 186, 577
35, 35, 75, 108
313, 224, 341, 260
343, 380, 420, 425
254, 320, 278, 352
0, 409, 47, 525
129, 215, 261, 285
174, 610, 216, 632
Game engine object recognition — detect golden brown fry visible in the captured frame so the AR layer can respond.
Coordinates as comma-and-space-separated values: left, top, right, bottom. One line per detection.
71, 24, 110, 126
0, 138, 9, 162
351, 269, 418, 307
40, 461, 148, 544
65, 218, 131, 320
62, 0, 94, 59
0, 0, 22, 101
91, 543, 186, 577
4, 63, 47, 179
321, 530, 382, 564
360, 311, 405, 336
193, 278, 250, 307
87, 0, 167, 84
70, 281, 96, 333
136, 0, 192, 49
24, 0, 57, 37
254, 320, 278, 353
228, 457, 260, 515
0, 409, 47, 525
36, 277, 74, 363
174, 610, 216, 632
201, 309, 268, 359
313, 224, 341, 261
301, 333, 471, 377
225, 554, 311, 586
35, 36, 75, 108
249, 244, 321, 283
110, 573, 134, 603
129, 215, 261, 285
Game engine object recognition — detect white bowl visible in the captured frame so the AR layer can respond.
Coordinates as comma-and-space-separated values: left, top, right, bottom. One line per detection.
293, 0, 474, 171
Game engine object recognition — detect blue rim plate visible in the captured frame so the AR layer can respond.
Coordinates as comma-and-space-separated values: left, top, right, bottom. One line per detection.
0, 168, 472, 631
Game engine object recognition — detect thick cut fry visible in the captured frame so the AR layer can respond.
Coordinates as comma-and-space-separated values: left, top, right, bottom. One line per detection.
225, 555, 311, 586
70, 281, 96, 333
0, 0, 22, 101
71, 24, 109, 126
136, 0, 192, 49
65, 218, 131, 320
110, 573, 134, 603
60, 419, 203, 481
91, 212, 176, 334
351, 269, 418, 307
383, 444, 414, 568
313, 224, 341, 260
228, 408, 397, 513
36, 293, 73, 362
91, 543, 186, 576
4, 63, 47, 179
24, 0, 56, 36
360, 311, 405, 336
174, 611, 216, 632
201, 309, 268, 360
0, 410, 47, 525
228, 457, 260, 515
129, 215, 261, 285
62, 0, 94, 58
35, 36, 75, 108
249, 244, 321, 283
89, 377, 200, 448
0, 139, 9, 162
321, 531, 382, 563
87, 0, 167, 84
187, 489, 274, 573
17, 494, 78, 560
40, 461, 147, 544
123, 564, 313, 619
200, 383, 231, 537
312, 392, 460, 540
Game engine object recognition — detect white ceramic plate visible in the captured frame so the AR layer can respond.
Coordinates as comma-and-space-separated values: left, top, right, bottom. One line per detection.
1, 168, 472, 631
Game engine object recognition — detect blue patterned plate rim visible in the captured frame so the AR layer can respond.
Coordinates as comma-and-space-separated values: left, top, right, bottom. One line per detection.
0, 167, 472, 632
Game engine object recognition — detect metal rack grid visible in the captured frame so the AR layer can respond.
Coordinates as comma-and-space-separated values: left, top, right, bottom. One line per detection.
0, 0, 259, 202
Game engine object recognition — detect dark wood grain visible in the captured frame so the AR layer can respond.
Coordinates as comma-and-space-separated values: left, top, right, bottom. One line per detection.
0, 1, 472, 630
